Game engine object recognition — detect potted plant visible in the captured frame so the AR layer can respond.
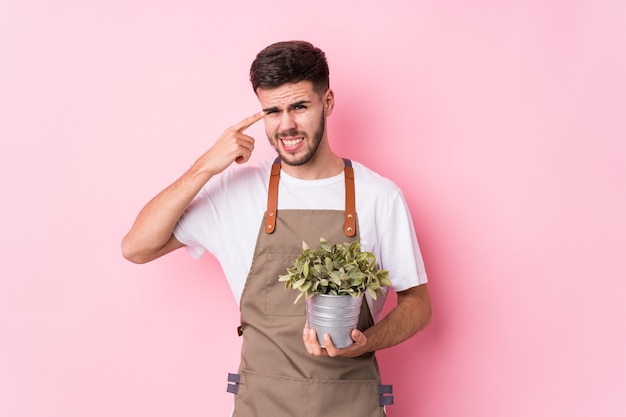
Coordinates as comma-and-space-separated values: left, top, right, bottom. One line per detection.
278, 238, 391, 348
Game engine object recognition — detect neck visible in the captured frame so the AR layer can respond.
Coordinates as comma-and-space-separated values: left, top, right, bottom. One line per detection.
280, 144, 345, 180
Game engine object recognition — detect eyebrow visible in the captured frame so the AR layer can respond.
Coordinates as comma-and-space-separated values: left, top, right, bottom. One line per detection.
263, 100, 312, 113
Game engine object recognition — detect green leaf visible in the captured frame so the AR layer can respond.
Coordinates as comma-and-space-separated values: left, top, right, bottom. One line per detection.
324, 257, 333, 272
368, 287, 378, 300
293, 277, 306, 289
329, 271, 342, 286
294, 292, 304, 304
303, 260, 310, 278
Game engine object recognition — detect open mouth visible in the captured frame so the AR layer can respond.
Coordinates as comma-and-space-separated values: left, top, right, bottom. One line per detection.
280, 137, 304, 149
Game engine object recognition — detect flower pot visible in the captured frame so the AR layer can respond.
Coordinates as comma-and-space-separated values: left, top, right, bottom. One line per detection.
306, 294, 363, 348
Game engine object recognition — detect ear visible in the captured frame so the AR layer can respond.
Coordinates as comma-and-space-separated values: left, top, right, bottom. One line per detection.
323, 89, 335, 117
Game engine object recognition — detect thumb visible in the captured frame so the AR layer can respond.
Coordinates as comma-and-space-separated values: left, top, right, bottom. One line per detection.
351, 329, 367, 344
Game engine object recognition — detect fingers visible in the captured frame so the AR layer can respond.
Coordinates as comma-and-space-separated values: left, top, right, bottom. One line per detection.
329, 330, 365, 357
230, 110, 266, 133
303, 326, 327, 357
195, 111, 265, 175
234, 137, 254, 164
323, 335, 340, 357
228, 111, 265, 164
307, 329, 367, 358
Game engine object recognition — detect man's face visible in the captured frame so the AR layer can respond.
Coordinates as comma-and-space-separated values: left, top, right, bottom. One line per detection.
257, 81, 332, 166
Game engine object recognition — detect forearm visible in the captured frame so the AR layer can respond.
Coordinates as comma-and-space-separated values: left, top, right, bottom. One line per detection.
309, 284, 432, 358
121, 166, 212, 263
363, 284, 432, 352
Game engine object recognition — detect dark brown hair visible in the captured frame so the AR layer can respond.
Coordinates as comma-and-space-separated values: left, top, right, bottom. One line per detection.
250, 41, 329, 95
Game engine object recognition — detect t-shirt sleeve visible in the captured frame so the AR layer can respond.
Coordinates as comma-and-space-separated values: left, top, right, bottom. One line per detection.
378, 189, 428, 292
172, 192, 212, 259
173, 225, 206, 259
171, 163, 269, 263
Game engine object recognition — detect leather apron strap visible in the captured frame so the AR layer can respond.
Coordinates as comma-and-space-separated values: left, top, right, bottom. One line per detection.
264, 161, 280, 233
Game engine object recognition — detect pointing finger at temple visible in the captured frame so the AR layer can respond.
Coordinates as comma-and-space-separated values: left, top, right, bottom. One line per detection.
231, 111, 266, 133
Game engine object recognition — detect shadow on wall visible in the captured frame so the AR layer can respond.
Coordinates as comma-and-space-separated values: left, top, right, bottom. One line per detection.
376, 287, 444, 416
328, 82, 385, 168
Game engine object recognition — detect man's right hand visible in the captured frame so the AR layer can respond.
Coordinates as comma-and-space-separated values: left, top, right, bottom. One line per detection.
193, 111, 266, 177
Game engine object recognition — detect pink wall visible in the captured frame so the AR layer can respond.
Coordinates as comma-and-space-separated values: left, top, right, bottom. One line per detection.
1, 1, 625, 416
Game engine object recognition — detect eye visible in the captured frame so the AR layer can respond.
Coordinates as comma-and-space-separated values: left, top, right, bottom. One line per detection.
293, 104, 307, 111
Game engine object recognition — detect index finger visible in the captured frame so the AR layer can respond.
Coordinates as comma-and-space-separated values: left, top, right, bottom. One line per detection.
231, 111, 266, 133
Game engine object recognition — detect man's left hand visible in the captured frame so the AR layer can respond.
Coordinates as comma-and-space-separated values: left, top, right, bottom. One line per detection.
303, 325, 368, 358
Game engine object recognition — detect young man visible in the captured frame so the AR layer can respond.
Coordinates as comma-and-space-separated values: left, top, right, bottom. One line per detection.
122, 40, 431, 417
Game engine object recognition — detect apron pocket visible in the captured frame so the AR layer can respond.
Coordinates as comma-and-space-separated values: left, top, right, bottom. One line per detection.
235, 370, 384, 417
265, 253, 306, 316
307, 378, 383, 417
235, 370, 304, 417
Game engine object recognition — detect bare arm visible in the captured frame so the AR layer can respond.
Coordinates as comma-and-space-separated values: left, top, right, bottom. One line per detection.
121, 111, 266, 264
303, 283, 432, 357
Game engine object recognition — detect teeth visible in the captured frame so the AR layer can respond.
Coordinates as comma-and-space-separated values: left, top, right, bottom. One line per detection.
282, 138, 303, 147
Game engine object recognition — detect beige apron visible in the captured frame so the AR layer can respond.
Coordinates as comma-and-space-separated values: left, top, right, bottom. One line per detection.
227, 159, 393, 417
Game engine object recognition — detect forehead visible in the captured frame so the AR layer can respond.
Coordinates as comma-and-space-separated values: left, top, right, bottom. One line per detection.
256, 81, 319, 107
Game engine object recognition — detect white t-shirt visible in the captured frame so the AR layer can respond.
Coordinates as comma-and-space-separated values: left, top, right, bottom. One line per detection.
173, 158, 428, 321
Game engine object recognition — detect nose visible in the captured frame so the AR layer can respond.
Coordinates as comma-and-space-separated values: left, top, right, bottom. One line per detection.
278, 110, 297, 133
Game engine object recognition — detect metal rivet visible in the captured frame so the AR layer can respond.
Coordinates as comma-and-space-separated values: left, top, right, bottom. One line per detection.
347, 214, 353, 219
269, 212, 274, 217
267, 224, 273, 229
347, 227, 353, 232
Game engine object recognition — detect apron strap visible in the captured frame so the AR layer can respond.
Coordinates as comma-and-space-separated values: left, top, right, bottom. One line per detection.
265, 157, 357, 236
264, 159, 281, 234
342, 158, 356, 237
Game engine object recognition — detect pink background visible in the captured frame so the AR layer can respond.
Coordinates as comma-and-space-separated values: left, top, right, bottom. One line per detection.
1, 1, 625, 416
